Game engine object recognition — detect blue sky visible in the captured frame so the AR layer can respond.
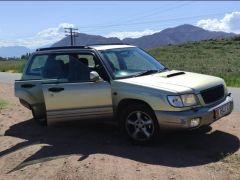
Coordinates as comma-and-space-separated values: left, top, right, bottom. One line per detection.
0, 1, 239, 48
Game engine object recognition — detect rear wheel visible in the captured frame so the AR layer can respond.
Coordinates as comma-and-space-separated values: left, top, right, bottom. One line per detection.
121, 104, 159, 144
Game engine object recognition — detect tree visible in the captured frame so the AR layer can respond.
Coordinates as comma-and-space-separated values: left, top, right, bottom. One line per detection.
21, 53, 31, 60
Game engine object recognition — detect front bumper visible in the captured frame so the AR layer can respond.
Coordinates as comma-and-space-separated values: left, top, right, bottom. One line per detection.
154, 95, 233, 129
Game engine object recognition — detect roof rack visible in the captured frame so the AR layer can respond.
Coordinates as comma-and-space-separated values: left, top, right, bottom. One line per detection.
36, 43, 133, 52
36, 46, 91, 51
86, 43, 131, 46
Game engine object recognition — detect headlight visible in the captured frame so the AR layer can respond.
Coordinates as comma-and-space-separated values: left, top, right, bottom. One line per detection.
181, 94, 198, 106
167, 96, 183, 107
168, 94, 198, 107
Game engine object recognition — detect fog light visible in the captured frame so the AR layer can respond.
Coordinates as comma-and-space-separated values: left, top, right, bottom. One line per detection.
190, 118, 201, 127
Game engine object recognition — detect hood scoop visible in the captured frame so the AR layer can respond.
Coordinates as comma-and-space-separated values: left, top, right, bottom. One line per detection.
166, 72, 185, 78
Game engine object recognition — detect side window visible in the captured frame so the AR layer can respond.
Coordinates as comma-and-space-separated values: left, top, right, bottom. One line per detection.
26, 55, 48, 76
41, 54, 68, 80
41, 54, 91, 82
26, 53, 106, 82
67, 54, 91, 82
78, 54, 95, 68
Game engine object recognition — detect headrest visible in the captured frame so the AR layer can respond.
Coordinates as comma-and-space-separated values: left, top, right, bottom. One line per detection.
78, 58, 89, 66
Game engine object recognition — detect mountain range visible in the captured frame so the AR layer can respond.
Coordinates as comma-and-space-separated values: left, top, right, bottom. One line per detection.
0, 24, 236, 57
122, 24, 235, 48
52, 24, 235, 48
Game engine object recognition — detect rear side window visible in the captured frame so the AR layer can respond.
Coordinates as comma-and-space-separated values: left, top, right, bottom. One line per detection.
26, 55, 48, 76
26, 53, 99, 82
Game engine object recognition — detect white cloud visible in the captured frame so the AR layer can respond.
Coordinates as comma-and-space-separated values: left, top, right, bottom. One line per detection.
197, 11, 240, 34
105, 29, 160, 40
0, 23, 75, 49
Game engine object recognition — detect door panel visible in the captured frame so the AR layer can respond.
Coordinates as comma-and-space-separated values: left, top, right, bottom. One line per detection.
42, 81, 113, 124
15, 79, 58, 105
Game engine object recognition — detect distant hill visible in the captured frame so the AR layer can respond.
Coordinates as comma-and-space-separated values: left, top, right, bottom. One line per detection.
52, 33, 122, 47
0, 46, 32, 58
123, 24, 235, 48
53, 24, 235, 49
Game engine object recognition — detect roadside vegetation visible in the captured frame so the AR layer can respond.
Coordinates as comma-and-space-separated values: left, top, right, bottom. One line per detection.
0, 53, 29, 73
0, 60, 26, 73
148, 36, 240, 87
0, 98, 8, 111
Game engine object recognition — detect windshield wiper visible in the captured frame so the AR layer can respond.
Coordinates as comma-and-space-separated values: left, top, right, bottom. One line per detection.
160, 67, 169, 72
134, 67, 169, 77
134, 70, 160, 77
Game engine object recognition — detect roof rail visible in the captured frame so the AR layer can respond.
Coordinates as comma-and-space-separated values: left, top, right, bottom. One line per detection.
36, 46, 91, 51
86, 42, 131, 46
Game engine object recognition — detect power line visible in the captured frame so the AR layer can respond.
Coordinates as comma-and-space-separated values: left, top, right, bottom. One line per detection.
73, 2, 193, 32
64, 27, 79, 46
74, 2, 194, 31
119, 1, 194, 24
78, 12, 225, 31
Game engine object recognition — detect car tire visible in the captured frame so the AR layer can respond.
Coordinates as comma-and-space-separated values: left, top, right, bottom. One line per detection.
31, 109, 47, 126
120, 103, 159, 144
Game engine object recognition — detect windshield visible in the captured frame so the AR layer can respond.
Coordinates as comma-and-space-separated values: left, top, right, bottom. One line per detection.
99, 47, 167, 79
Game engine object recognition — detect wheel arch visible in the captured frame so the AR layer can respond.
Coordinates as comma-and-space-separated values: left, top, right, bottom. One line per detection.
116, 98, 155, 118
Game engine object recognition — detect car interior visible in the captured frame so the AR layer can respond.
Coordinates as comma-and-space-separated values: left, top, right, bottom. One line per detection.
41, 53, 110, 82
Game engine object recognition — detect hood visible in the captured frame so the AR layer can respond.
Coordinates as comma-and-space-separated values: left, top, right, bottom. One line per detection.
115, 70, 224, 94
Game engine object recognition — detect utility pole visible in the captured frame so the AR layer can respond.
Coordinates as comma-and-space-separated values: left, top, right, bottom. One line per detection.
64, 27, 79, 46
72, 32, 78, 46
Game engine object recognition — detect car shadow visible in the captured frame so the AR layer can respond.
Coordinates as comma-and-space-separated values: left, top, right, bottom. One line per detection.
1, 118, 239, 172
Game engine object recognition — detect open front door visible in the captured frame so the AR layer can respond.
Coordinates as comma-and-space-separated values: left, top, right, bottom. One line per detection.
42, 81, 113, 125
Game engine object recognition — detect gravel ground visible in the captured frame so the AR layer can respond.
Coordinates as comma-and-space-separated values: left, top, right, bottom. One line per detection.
0, 83, 239, 180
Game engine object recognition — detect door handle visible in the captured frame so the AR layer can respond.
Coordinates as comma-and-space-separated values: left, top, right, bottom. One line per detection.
48, 87, 64, 92
21, 84, 36, 88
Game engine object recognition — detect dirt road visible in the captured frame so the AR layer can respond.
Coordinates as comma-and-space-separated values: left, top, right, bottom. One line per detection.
0, 83, 239, 180
0, 72, 21, 84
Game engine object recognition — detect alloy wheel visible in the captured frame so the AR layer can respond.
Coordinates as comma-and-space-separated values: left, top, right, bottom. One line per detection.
125, 111, 155, 141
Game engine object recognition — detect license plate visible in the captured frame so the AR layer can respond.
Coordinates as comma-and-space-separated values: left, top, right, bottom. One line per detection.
214, 102, 231, 119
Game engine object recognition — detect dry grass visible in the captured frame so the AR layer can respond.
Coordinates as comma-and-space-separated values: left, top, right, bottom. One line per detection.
0, 98, 8, 111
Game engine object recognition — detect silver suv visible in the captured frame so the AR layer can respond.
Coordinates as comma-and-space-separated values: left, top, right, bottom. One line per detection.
15, 44, 233, 143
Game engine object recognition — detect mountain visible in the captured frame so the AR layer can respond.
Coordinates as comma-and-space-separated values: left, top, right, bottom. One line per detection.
0, 46, 32, 58
52, 24, 236, 49
122, 24, 236, 48
1, 24, 235, 58
52, 33, 122, 47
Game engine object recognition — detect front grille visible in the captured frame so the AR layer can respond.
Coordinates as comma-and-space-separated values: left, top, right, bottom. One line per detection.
201, 85, 225, 104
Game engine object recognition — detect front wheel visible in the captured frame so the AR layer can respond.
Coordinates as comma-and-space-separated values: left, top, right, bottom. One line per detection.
121, 104, 159, 144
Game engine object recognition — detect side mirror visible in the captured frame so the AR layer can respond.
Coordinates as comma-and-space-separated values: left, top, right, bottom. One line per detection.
90, 71, 101, 82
